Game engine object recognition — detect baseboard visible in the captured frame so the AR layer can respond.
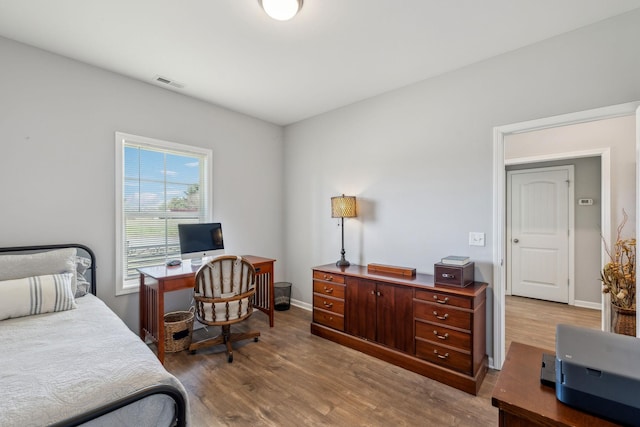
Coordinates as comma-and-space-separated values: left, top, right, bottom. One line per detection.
574, 300, 601, 310
290, 298, 312, 311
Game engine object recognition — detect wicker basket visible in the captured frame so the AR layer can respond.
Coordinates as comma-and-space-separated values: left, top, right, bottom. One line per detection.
612, 305, 636, 337
164, 308, 195, 353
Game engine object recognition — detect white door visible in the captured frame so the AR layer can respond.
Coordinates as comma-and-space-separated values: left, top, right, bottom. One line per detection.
508, 166, 572, 303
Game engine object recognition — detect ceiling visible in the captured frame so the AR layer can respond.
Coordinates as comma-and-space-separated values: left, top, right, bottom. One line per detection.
1, 1, 639, 126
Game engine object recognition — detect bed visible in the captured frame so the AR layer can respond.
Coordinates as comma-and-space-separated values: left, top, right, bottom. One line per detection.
0, 244, 189, 427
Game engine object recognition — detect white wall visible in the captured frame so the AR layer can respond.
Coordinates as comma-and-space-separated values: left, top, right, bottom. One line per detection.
0, 37, 285, 330
283, 10, 640, 357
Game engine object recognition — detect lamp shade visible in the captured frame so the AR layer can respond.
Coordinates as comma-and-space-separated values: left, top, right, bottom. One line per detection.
331, 195, 357, 218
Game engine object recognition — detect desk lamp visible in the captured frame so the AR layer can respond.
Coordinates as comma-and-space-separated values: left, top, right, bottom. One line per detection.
331, 194, 357, 267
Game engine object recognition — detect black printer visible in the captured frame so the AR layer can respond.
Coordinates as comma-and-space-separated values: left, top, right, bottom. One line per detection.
555, 324, 640, 426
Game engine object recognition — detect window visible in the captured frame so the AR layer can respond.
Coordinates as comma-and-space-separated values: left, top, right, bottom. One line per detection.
115, 132, 212, 295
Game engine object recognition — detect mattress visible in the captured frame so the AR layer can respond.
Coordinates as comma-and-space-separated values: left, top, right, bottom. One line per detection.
0, 294, 190, 426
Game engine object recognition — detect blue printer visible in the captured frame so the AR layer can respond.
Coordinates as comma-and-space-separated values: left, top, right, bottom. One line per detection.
555, 324, 640, 426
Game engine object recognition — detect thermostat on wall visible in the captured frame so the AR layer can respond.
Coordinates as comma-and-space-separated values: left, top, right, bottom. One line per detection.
578, 198, 594, 206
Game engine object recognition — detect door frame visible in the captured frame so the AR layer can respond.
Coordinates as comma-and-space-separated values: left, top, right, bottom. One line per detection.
506, 165, 575, 304
492, 101, 640, 370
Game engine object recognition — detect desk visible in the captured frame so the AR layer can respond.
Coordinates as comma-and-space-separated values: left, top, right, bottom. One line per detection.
138, 255, 275, 364
491, 342, 620, 426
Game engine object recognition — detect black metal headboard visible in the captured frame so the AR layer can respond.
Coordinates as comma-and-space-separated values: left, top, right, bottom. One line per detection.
0, 243, 97, 295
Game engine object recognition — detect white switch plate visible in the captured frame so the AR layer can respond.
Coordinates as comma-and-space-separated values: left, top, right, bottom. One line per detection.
469, 232, 485, 247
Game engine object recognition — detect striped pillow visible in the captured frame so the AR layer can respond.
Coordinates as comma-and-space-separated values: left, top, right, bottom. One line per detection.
0, 273, 77, 320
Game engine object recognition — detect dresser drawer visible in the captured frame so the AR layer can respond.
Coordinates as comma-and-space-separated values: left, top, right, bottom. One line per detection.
313, 271, 345, 284
313, 280, 345, 299
313, 309, 344, 331
415, 340, 472, 374
415, 289, 471, 309
415, 320, 471, 350
414, 300, 471, 330
313, 294, 345, 315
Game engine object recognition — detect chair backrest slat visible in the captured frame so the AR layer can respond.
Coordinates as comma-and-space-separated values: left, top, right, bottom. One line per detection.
192, 255, 257, 325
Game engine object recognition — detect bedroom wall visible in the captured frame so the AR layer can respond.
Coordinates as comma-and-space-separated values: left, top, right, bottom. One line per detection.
283, 9, 640, 361
0, 36, 285, 330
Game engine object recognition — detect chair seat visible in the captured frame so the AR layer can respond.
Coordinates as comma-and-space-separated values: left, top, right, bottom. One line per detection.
196, 296, 252, 323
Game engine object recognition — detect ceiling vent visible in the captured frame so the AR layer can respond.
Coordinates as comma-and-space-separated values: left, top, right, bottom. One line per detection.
153, 75, 184, 89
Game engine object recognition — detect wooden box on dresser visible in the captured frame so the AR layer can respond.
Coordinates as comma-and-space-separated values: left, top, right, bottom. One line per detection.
310, 263, 488, 395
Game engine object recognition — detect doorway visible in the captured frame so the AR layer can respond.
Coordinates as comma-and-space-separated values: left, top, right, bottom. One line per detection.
492, 101, 640, 370
507, 166, 574, 304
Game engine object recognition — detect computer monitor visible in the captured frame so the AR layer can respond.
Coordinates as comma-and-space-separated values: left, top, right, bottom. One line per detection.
177, 222, 225, 264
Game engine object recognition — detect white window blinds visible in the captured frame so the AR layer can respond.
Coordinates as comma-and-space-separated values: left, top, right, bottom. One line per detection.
115, 132, 212, 295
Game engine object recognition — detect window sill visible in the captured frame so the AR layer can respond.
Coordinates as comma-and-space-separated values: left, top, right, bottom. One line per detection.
116, 282, 140, 296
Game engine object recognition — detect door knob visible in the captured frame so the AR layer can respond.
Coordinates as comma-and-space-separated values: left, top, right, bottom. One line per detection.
513, 238, 519, 243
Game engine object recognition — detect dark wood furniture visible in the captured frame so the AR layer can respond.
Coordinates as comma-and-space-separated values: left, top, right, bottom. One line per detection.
139, 255, 275, 364
311, 263, 488, 395
491, 342, 620, 426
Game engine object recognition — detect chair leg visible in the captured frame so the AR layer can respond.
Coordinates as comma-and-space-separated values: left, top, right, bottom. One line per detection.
222, 325, 233, 363
190, 324, 260, 363
188, 333, 224, 353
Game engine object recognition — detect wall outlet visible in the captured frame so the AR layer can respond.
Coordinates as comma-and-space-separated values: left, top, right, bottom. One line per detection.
469, 232, 485, 247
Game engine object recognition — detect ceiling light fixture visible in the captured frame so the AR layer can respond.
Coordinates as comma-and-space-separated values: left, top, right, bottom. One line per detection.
259, 0, 303, 21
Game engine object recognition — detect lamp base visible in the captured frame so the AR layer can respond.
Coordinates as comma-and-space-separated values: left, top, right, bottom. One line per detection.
336, 258, 350, 267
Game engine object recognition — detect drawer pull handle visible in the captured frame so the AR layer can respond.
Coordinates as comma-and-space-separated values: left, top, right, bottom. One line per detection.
433, 331, 449, 340
370, 290, 382, 296
323, 301, 333, 309
434, 350, 449, 359
433, 295, 449, 304
441, 273, 455, 279
323, 286, 334, 294
323, 274, 334, 281
433, 311, 448, 321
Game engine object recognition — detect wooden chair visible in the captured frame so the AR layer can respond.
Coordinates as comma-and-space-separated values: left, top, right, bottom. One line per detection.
189, 255, 260, 362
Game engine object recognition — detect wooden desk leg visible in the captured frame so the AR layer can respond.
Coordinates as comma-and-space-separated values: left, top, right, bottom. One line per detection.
139, 273, 146, 339
139, 274, 165, 364
157, 279, 165, 364
268, 272, 274, 327
253, 261, 275, 327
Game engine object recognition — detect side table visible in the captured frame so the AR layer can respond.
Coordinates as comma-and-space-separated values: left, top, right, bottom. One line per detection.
491, 342, 620, 426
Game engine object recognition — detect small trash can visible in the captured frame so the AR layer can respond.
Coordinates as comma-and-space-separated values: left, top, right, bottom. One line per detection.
273, 282, 292, 311
164, 308, 194, 352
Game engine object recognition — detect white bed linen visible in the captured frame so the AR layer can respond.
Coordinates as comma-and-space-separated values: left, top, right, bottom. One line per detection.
0, 294, 190, 427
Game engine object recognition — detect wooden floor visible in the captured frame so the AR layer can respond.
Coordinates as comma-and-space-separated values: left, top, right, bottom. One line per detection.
505, 295, 601, 352
165, 307, 499, 426
163, 297, 600, 426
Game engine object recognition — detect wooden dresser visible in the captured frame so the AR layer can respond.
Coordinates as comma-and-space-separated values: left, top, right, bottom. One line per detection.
311, 263, 488, 395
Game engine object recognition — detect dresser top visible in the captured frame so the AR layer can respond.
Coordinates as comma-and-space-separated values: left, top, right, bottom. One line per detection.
313, 263, 487, 297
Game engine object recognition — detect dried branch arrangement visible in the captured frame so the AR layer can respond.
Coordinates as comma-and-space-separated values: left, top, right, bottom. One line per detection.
601, 210, 636, 310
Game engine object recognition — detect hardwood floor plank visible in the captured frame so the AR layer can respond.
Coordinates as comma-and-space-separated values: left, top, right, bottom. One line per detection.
505, 295, 601, 352
164, 297, 596, 426
165, 307, 498, 426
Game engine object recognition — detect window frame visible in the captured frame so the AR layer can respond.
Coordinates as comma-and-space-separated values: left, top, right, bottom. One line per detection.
115, 132, 213, 296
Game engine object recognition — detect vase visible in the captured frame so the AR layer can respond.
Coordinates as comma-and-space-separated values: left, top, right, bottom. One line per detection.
612, 305, 636, 337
